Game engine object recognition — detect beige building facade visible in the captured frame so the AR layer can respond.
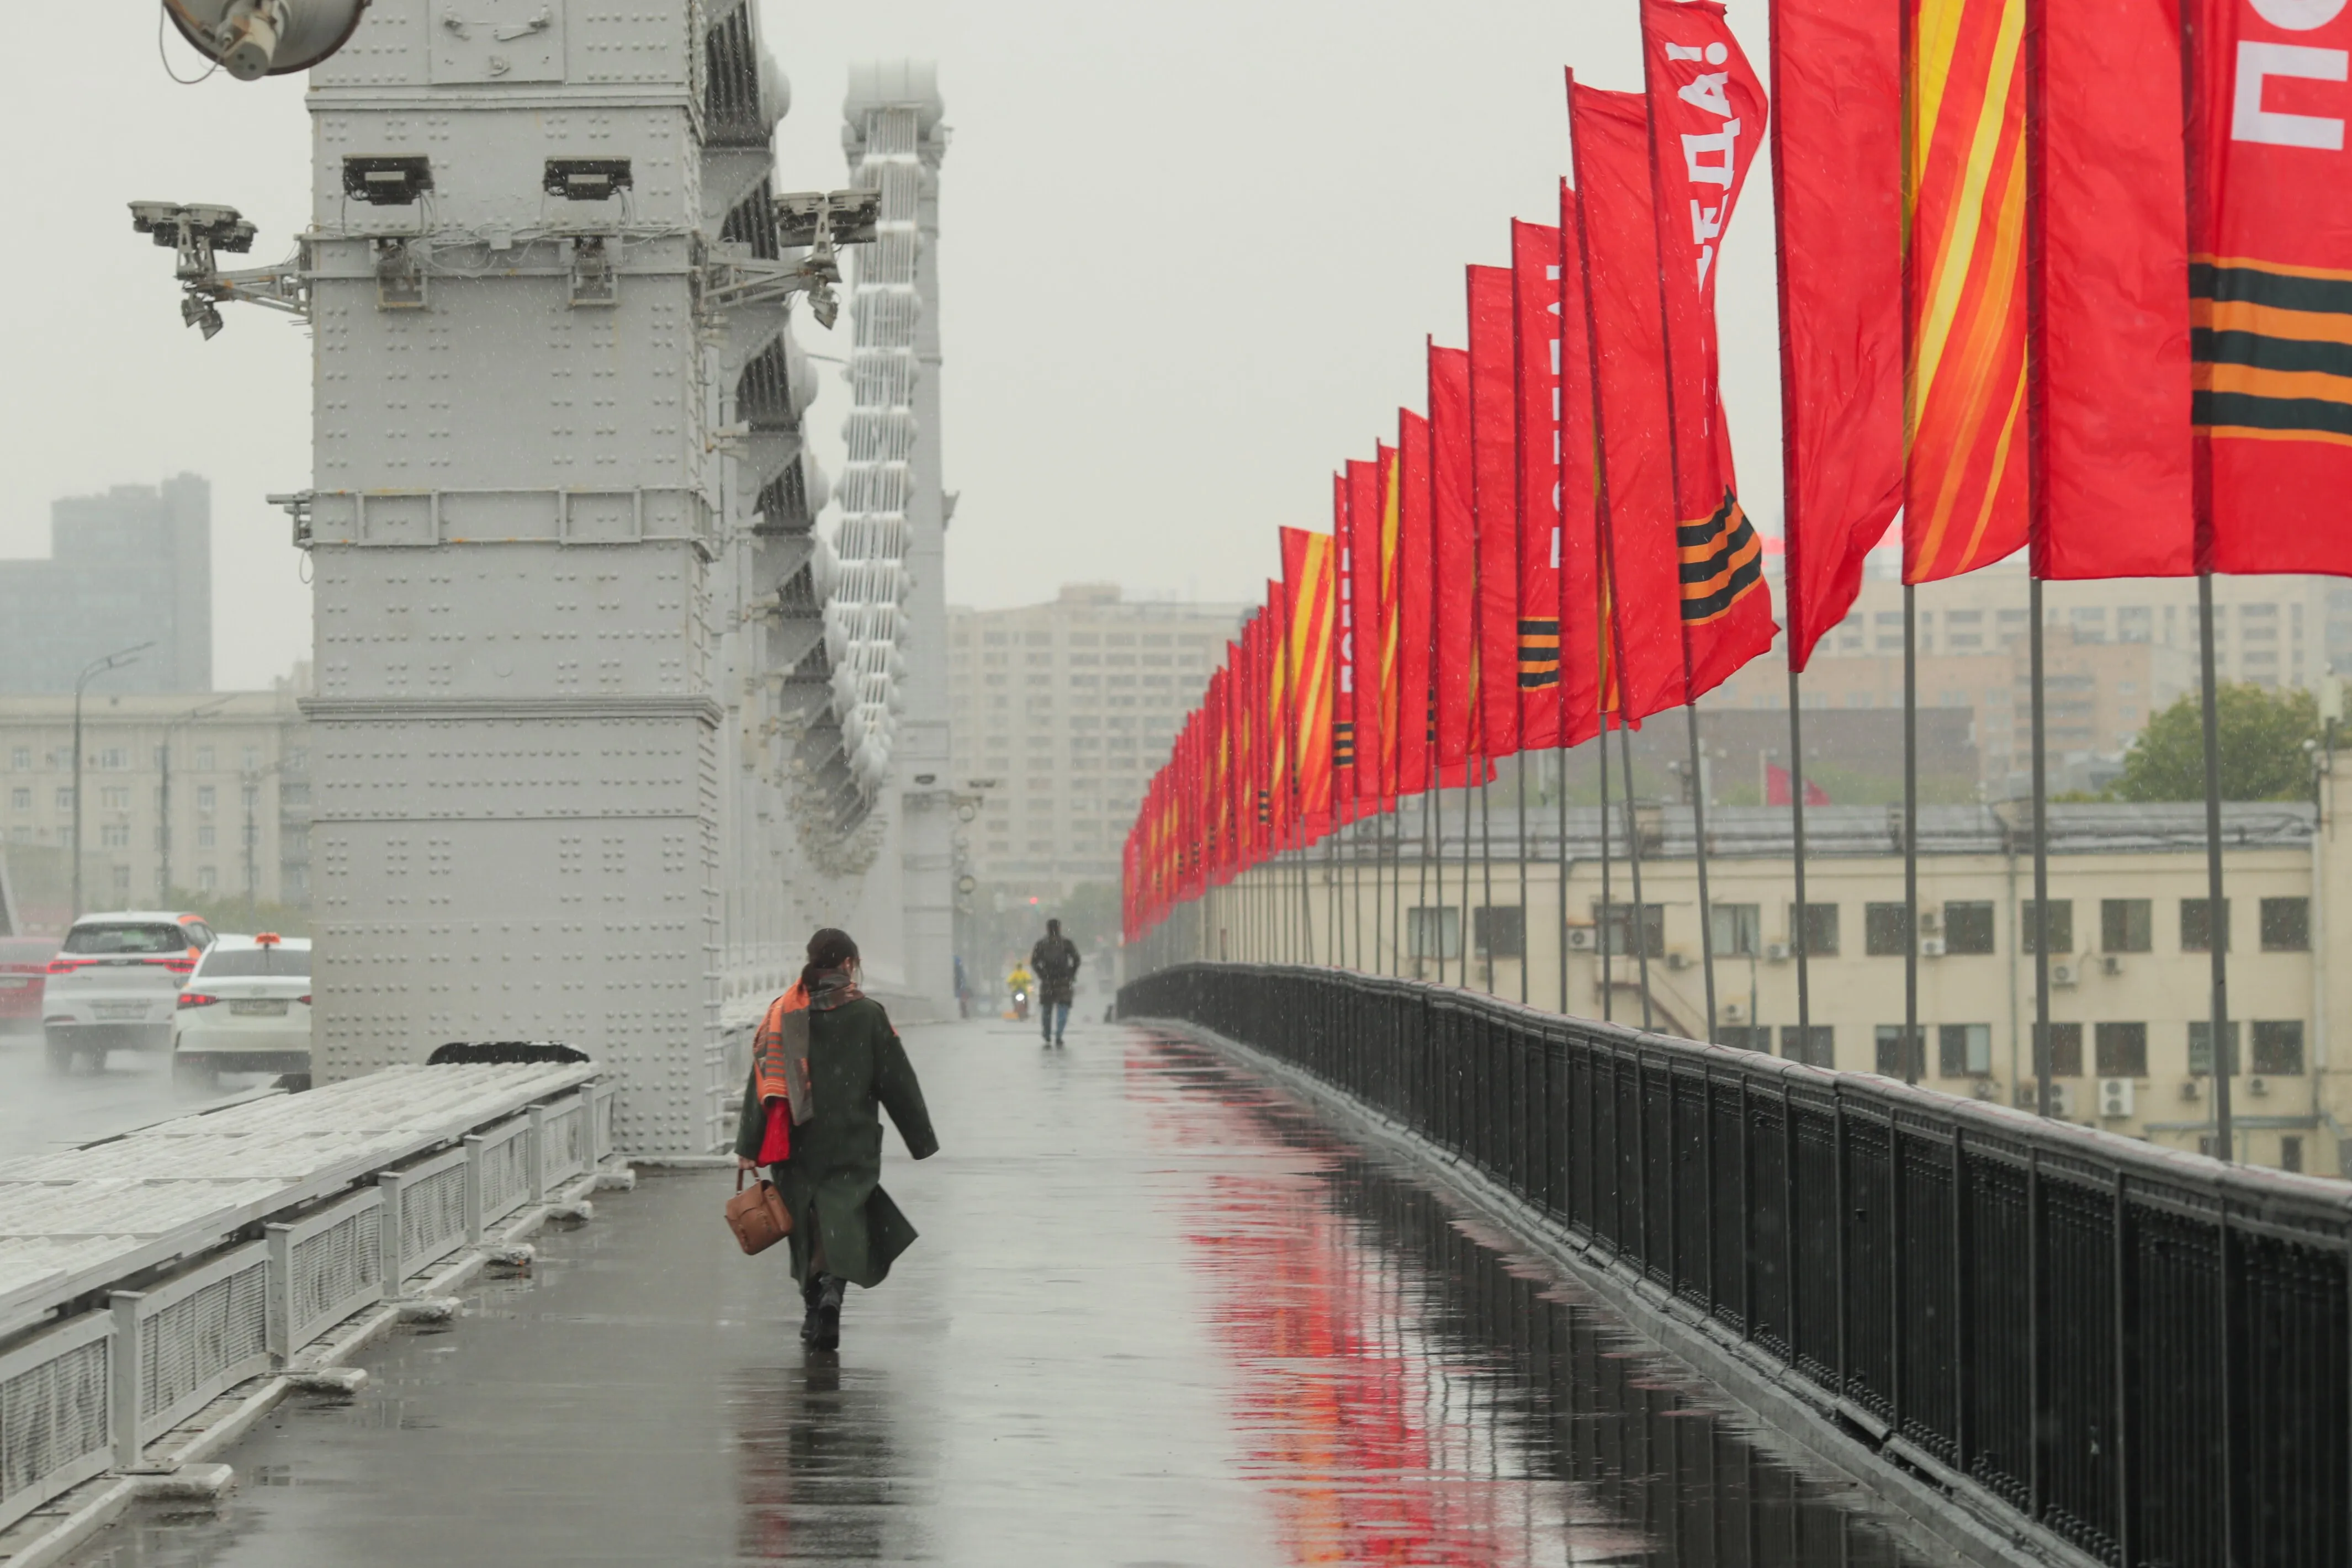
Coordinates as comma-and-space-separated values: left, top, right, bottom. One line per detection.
947, 585, 1245, 894
1185, 788, 2352, 1178
0, 676, 313, 929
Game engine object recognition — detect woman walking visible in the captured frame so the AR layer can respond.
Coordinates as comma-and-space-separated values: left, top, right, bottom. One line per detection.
735, 929, 939, 1350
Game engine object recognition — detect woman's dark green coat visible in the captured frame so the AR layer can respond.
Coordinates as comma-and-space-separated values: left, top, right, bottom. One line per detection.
734, 995, 938, 1289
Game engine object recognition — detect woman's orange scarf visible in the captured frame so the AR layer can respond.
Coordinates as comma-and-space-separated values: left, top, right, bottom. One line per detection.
753, 970, 862, 1124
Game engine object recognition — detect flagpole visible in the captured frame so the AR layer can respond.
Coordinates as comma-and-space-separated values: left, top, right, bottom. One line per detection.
1617, 725, 1653, 1031
1480, 765, 1497, 993
1904, 583, 1920, 1084
2030, 576, 2054, 1115
1517, 754, 1530, 1004
1787, 666, 1812, 1057
1557, 746, 1571, 1014
1422, 781, 1437, 981
1599, 724, 1614, 1022
1686, 703, 1719, 1043
2198, 573, 2235, 1160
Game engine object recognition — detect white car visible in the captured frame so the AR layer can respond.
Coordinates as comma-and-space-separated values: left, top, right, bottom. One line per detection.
172, 935, 312, 1090
43, 912, 218, 1073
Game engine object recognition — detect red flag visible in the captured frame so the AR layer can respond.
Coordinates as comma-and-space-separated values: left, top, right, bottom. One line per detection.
1281, 527, 1338, 842
1570, 76, 1686, 725
1769, 0, 1903, 667
1904, 0, 2028, 584
1371, 441, 1401, 802
1429, 344, 1481, 770
1640, 0, 1777, 699
1469, 264, 1522, 759
1395, 407, 1437, 796
1345, 457, 1386, 810
1332, 471, 1360, 814
2026, 0, 2196, 579
1764, 761, 1830, 807
1513, 220, 1566, 750
1260, 581, 1291, 848
1557, 183, 1607, 748
2186, 0, 2352, 575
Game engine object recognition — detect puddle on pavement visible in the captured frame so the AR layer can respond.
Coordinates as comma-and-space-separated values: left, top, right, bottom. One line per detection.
1122, 1031, 1933, 1568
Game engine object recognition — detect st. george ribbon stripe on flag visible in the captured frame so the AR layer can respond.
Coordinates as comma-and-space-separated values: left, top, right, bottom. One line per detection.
1676, 492, 1767, 624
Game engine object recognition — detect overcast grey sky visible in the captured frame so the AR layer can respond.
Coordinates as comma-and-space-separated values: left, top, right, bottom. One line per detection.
0, 0, 1781, 691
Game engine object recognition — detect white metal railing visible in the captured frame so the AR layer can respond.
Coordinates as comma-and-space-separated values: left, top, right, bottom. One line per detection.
0, 1079, 617, 1531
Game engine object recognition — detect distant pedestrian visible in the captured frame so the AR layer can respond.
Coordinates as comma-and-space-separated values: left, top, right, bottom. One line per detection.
1030, 919, 1080, 1047
736, 928, 938, 1352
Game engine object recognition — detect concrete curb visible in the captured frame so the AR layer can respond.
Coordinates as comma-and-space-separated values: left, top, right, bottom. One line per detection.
1135, 1018, 2095, 1568
0, 1161, 631, 1568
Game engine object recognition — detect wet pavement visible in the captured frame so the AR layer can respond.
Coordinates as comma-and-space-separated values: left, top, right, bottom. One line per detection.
0, 1037, 261, 1160
63, 1015, 1932, 1567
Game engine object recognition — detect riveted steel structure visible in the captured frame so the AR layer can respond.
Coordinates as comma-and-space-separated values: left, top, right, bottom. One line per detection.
282, 4, 954, 1152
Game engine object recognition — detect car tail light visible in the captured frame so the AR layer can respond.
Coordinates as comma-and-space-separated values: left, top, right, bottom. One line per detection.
298, 994, 312, 1006
45, 958, 91, 975
178, 992, 220, 1009
157, 955, 198, 974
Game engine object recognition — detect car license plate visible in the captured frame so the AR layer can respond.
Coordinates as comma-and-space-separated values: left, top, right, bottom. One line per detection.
95, 1003, 149, 1020
0, 977, 26, 989
230, 1000, 288, 1017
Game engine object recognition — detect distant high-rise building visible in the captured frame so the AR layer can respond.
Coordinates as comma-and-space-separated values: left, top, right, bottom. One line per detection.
947, 585, 1248, 894
0, 475, 211, 694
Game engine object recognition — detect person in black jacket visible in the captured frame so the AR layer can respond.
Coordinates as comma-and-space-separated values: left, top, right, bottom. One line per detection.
1029, 919, 1080, 1047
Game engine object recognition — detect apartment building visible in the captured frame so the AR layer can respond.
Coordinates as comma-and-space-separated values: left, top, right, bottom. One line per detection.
947, 585, 1247, 894
0, 475, 212, 696
0, 675, 313, 928
1195, 791, 2351, 1176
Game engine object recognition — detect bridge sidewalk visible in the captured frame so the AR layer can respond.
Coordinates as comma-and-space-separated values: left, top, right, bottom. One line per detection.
65, 1015, 1924, 1568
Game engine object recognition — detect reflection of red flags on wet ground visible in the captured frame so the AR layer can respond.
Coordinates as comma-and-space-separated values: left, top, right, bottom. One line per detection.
1468, 264, 1521, 759
1513, 219, 1565, 750
1395, 407, 1436, 796
1570, 76, 1687, 725
1640, 0, 1776, 700
1429, 343, 1481, 767
1281, 527, 1337, 843
1769, 0, 1903, 666
2185, 0, 2352, 574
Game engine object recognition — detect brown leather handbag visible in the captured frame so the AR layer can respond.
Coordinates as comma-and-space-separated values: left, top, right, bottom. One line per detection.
725, 1169, 793, 1255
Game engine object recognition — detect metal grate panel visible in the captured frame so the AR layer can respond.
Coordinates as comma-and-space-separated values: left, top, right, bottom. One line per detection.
292, 1207, 382, 1344
0, 1333, 108, 1512
141, 1263, 268, 1426
401, 1163, 468, 1274
478, 1129, 531, 1223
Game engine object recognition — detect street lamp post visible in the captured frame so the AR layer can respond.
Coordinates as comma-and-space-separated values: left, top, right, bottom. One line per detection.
71, 643, 155, 920
160, 696, 234, 903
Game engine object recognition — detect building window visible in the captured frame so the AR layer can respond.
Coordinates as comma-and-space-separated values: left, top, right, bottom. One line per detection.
2019, 899, 2072, 954
100, 824, 129, 847
98, 748, 127, 771
197, 866, 216, 893
2037, 1021, 2085, 1077
8, 789, 25, 812
1473, 906, 1524, 960
2189, 1020, 2240, 1076
1873, 1025, 1922, 1079
1864, 902, 1911, 956
100, 787, 129, 811
54, 787, 72, 812
1938, 1023, 1993, 1077
2259, 897, 2309, 952
8, 748, 27, 771
2101, 899, 2153, 953
1790, 902, 1840, 956
2252, 1020, 2305, 1076
1596, 902, 1665, 957
2280, 1136, 2304, 1174
2181, 898, 2230, 952
1407, 906, 1461, 959
197, 825, 216, 849
1943, 901, 1995, 954
1782, 1026, 1834, 1067
2095, 1022, 2148, 1077
111, 866, 130, 895
197, 786, 217, 814
1710, 902, 1760, 957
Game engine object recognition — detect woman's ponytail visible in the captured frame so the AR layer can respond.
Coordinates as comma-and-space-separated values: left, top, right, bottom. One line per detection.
801, 927, 860, 992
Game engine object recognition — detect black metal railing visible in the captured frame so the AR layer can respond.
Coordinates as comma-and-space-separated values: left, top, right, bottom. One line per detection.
1120, 962, 2352, 1568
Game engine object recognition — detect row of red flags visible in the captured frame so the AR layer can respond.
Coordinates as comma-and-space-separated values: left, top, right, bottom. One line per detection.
1129, 0, 2352, 941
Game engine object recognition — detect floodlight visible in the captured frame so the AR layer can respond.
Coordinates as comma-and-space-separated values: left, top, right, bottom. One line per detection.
163, 0, 372, 81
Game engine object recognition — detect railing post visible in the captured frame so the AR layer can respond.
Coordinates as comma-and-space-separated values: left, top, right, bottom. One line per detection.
378, 1170, 407, 1301
266, 1221, 296, 1365
464, 1133, 487, 1244
527, 1105, 549, 1206
108, 1291, 145, 1471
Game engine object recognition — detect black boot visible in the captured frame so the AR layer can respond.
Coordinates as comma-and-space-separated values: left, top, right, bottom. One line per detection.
798, 1272, 825, 1344
812, 1275, 844, 1352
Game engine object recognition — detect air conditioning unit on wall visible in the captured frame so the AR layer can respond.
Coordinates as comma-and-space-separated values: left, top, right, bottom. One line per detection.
1920, 936, 1947, 958
2051, 959, 2080, 987
1765, 941, 1792, 963
1566, 926, 1597, 952
1723, 999, 1749, 1024
2097, 1078, 2134, 1118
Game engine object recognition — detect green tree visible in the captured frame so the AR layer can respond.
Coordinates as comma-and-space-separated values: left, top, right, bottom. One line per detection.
2112, 683, 2319, 802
